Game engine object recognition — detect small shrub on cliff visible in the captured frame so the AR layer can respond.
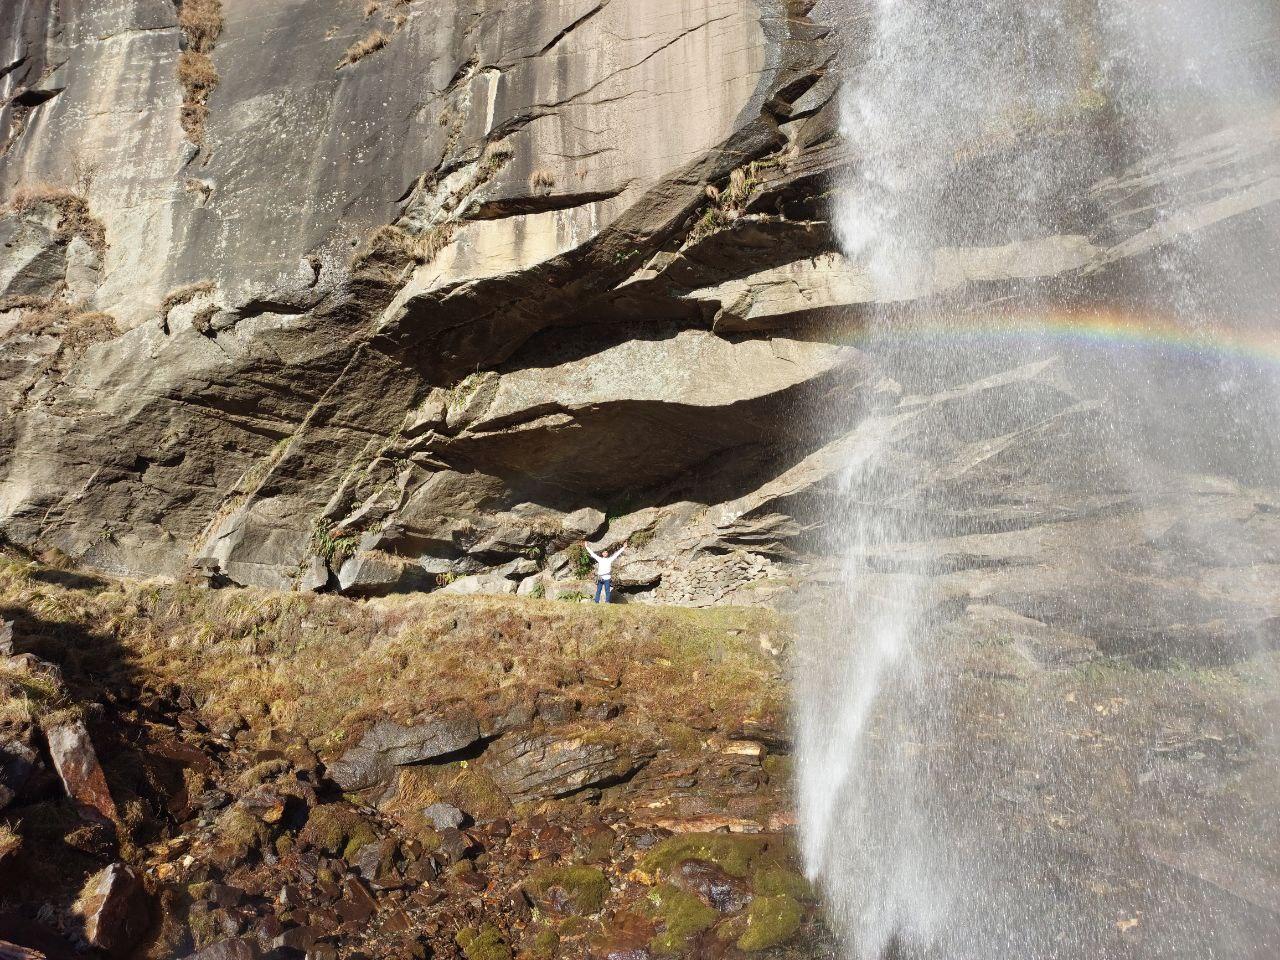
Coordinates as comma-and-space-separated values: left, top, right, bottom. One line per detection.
337, 30, 389, 68
7, 301, 119, 354
176, 0, 224, 144
178, 0, 224, 52
9, 185, 106, 251
569, 544, 593, 580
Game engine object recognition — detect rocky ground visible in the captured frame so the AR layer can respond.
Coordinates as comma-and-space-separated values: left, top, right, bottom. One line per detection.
0, 544, 827, 960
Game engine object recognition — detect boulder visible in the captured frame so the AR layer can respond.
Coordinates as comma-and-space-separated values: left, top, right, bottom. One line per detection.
0, 620, 12, 657
422, 802, 466, 830
299, 557, 331, 593
483, 731, 652, 802
336, 551, 433, 597
326, 709, 481, 791
561, 508, 606, 540
44, 718, 118, 824
0, 737, 39, 808
74, 864, 151, 957
439, 573, 518, 596
670, 860, 754, 913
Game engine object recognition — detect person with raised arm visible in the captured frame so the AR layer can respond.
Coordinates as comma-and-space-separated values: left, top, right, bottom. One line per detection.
584, 541, 626, 604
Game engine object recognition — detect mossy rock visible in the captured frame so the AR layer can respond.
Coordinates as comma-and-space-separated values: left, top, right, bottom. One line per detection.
214, 806, 268, 862
736, 895, 802, 952
641, 883, 718, 955
524, 865, 610, 915
529, 927, 560, 960
299, 803, 379, 860
751, 860, 815, 902
457, 924, 512, 960
641, 833, 771, 879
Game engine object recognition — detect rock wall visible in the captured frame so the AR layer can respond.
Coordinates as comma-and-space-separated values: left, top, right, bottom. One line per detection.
2, 0, 1279, 606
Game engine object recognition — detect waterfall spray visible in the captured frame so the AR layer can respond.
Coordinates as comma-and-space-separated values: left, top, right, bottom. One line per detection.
797, 1, 1280, 957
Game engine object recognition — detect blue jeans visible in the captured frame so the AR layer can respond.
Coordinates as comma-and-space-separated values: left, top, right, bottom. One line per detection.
593, 578, 612, 603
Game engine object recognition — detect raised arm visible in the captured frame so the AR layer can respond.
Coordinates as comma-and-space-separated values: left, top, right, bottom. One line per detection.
585, 545, 602, 561
613, 544, 626, 558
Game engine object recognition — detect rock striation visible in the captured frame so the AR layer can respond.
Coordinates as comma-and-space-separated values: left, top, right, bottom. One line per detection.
2, 1, 1280, 606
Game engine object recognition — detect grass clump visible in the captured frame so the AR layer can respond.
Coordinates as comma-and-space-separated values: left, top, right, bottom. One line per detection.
176, 0, 224, 144
351, 223, 456, 277
641, 884, 718, 955
0, 823, 21, 862
524, 865, 610, 915
4, 300, 118, 354
0, 658, 63, 726
158, 280, 215, 329
456, 924, 511, 960
735, 894, 802, 951
640, 833, 771, 879
9, 185, 106, 251
337, 30, 389, 68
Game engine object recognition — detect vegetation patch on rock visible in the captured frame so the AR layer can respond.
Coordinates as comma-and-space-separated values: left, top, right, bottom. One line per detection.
641, 883, 719, 954
524, 863, 610, 915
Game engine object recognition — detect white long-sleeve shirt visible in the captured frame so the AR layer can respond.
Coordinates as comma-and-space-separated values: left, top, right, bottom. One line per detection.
585, 545, 625, 579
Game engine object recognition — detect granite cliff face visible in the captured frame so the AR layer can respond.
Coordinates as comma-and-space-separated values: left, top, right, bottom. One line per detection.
3, 0, 1279, 608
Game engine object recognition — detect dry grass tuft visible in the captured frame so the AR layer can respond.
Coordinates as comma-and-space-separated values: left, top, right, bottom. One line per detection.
6, 300, 119, 354
9, 184, 107, 252
337, 30, 390, 69
0, 823, 20, 862
176, 0, 224, 144
351, 222, 456, 277
158, 280, 215, 328
529, 169, 556, 191
178, 0, 224, 53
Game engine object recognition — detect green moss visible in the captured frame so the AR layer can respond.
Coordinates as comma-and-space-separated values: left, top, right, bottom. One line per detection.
761, 754, 792, 782
342, 817, 379, 861
530, 927, 560, 960
456, 924, 512, 960
525, 865, 610, 915
641, 833, 770, 879
751, 862, 815, 902
188, 908, 218, 948
301, 804, 378, 861
217, 806, 267, 858
736, 895, 802, 952
641, 884, 718, 955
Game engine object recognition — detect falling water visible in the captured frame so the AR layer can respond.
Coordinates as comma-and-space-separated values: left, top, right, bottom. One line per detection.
797, 1, 1280, 958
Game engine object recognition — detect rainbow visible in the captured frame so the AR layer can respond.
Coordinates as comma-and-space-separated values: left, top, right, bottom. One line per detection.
862, 309, 1280, 369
